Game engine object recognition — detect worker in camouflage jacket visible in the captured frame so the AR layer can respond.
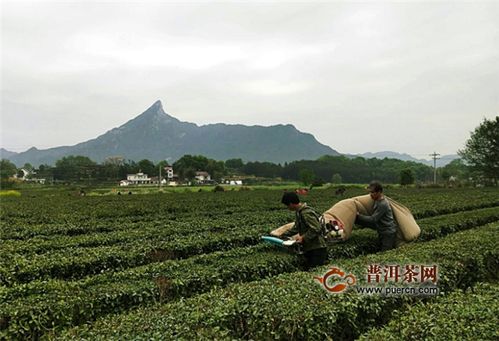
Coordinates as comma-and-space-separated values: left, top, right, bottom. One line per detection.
281, 191, 328, 269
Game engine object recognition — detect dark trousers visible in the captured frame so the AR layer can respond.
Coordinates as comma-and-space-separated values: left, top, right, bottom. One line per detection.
378, 232, 396, 251
304, 247, 328, 270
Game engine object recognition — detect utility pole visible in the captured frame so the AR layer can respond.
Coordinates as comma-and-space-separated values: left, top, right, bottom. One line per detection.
159, 164, 162, 190
429, 152, 440, 184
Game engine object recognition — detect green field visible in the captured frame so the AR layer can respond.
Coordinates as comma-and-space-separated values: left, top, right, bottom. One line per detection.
1, 187, 498, 340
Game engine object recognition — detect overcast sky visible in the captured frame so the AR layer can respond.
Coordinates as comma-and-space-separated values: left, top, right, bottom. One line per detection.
1, 0, 498, 158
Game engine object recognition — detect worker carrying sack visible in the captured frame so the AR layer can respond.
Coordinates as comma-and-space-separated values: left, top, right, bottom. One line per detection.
271, 195, 420, 247
352, 194, 420, 246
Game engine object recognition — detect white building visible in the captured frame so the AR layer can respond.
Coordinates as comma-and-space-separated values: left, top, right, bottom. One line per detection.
164, 166, 174, 179
126, 172, 153, 185
119, 180, 130, 186
14, 168, 46, 184
13, 168, 31, 180
195, 171, 211, 182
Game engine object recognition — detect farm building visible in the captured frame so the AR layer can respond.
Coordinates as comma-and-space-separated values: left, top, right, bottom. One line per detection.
195, 171, 211, 183
123, 172, 154, 185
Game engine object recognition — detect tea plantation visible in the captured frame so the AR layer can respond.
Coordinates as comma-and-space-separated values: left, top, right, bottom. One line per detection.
1, 187, 498, 340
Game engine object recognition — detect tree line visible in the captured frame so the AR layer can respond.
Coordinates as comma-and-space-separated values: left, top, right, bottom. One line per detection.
0, 153, 467, 186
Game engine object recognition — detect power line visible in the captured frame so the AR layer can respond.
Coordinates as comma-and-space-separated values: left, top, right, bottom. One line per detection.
429, 152, 441, 184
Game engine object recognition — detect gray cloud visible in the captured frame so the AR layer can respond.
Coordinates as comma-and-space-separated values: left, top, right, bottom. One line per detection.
2, 0, 498, 158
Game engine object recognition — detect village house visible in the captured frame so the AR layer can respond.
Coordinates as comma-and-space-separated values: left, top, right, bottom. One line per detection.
194, 171, 212, 184
222, 176, 245, 186
164, 166, 174, 179
163, 166, 180, 185
14, 168, 47, 184
120, 167, 179, 186
120, 172, 153, 186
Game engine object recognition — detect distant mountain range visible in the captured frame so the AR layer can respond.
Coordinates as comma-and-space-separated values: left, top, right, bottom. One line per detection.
1, 101, 461, 167
0, 148, 18, 159
351, 151, 460, 167
2, 101, 339, 166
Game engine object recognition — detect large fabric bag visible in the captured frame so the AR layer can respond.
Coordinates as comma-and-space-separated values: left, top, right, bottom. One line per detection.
271, 195, 420, 247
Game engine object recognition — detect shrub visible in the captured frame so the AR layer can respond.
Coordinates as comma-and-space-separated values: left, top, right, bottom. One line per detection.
358, 282, 499, 340
213, 185, 225, 192
0, 190, 21, 197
